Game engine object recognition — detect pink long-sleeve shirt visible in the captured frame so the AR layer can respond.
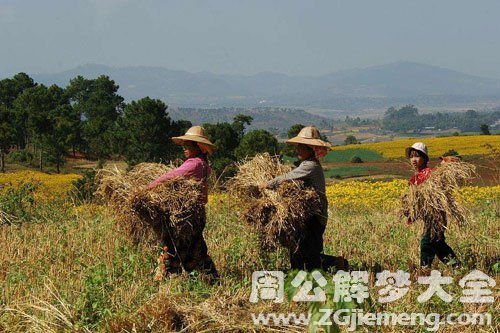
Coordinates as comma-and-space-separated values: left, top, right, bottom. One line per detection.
147, 157, 211, 204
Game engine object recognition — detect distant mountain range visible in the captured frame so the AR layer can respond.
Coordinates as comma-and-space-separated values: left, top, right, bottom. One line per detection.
30, 61, 500, 110
169, 107, 332, 133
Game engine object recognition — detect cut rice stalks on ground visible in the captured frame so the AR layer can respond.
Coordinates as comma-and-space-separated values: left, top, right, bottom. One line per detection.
229, 153, 320, 252
401, 161, 477, 238
0, 209, 20, 225
95, 163, 203, 247
106, 286, 300, 333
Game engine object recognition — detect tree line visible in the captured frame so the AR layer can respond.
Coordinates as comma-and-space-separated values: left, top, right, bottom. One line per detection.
382, 105, 499, 133
0, 73, 287, 176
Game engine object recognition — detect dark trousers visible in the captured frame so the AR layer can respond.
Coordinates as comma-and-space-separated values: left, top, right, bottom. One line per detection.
420, 231, 458, 267
290, 216, 326, 271
161, 207, 218, 278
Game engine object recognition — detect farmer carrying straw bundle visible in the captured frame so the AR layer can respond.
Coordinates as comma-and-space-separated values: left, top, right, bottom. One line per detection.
263, 126, 338, 271
403, 142, 468, 268
147, 126, 218, 279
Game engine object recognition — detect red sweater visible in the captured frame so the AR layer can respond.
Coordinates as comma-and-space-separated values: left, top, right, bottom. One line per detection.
409, 167, 432, 186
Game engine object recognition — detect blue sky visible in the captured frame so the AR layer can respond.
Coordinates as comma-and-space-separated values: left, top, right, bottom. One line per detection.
1, 0, 500, 78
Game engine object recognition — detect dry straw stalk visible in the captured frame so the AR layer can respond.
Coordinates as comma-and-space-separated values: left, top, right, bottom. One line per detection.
96, 163, 203, 246
229, 153, 320, 251
401, 161, 476, 238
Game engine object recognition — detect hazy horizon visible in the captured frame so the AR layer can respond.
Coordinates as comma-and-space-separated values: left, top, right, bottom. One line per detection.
11, 60, 500, 81
1, 0, 500, 78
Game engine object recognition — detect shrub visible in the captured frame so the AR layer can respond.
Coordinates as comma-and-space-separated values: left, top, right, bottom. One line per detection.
443, 149, 459, 157
209, 157, 237, 187
76, 264, 113, 328
70, 170, 98, 203
0, 182, 38, 224
7, 150, 34, 164
350, 156, 363, 163
344, 135, 359, 145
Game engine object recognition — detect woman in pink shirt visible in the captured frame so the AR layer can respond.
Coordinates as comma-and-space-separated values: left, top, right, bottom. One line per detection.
148, 126, 218, 279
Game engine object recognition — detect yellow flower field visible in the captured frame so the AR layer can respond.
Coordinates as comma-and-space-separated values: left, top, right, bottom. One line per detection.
325, 180, 500, 210
0, 171, 498, 211
0, 171, 82, 200
207, 180, 500, 211
331, 135, 500, 158
325, 179, 407, 210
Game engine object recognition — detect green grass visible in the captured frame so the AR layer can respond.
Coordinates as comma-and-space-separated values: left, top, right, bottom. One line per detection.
281, 154, 297, 163
324, 166, 379, 178
324, 148, 384, 162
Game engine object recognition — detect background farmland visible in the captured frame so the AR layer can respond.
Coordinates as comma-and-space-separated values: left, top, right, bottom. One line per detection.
0, 134, 498, 332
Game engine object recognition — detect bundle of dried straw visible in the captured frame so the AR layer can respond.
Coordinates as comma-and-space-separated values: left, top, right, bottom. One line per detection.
96, 163, 203, 245
401, 161, 476, 238
229, 153, 320, 251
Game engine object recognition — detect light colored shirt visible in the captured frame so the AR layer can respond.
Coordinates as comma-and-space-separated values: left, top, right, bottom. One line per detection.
267, 158, 328, 224
147, 157, 211, 204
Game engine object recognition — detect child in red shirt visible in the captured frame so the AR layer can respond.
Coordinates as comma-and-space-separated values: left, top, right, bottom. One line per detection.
406, 142, 459, 268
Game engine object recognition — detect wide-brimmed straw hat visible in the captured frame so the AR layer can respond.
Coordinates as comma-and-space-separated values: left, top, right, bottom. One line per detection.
286, 126, 331, 148
172, 126, 216, 155
405, 142, 429, 161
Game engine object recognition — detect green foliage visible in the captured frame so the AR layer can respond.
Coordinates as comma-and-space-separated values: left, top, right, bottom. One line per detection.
282, 124, 305, 157
350, 155, 363, 163
66, 75, 124, 159
0, 105, 15, 171
383, 105, 499, 133
203, 122, 240, 159
383, 105, 420, 133
0, 73, 36, 109
284, 270, 358, 333
323, 149, 384, 163
443, 149, 459, 157
6, 149, 34, 164
343, 135, 359, 145
70, 169, 98, 203
76, 264, 113, 328
211, 157, 238, 180
13, 84, 77, 172
235, 129, 280, 160
203, 116, 254, 178
480, 124, 491, 135
119, 97, 183, 166
0, 182, 38, 224
0, 73, 37, 151
232, 114, 253, 141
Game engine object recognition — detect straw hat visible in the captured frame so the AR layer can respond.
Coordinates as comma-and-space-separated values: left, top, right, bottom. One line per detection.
406, 142, 429, 161
172, 126, 216, 155
286, 126, 331, 148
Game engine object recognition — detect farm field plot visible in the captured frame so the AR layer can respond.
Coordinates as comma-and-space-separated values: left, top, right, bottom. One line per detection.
330, 135, 500, 159
323, 148, 384, 163
0, 171, 498, 332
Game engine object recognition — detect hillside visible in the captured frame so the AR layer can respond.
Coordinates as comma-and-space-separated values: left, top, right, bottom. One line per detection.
169, 107, 332, 132
32, 62, 500, 110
